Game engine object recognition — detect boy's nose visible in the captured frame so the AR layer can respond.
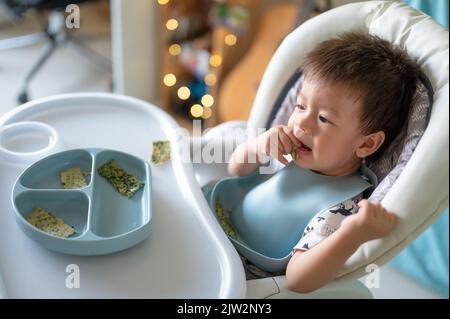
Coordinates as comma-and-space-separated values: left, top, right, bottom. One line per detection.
296, 119, 311, 134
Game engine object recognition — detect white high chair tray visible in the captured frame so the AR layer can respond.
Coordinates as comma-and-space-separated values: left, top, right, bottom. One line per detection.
0, 93, 246, 298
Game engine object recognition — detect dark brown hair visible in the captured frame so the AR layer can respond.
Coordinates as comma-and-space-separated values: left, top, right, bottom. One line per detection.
302, 31, 421, 162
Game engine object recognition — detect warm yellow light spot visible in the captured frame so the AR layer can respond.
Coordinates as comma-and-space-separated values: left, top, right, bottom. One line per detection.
201, 94, 214, 107
210, 54, 222, 67
157, 0, 169, 5
224, 34, 237, 46
169, 44, 182, 56
166, 19, 178, 31
190, 104, 204, 118
163, 73, 176, 87
201, 107, 212, 119
177, 86, 191, 100
204, 73, 217, 86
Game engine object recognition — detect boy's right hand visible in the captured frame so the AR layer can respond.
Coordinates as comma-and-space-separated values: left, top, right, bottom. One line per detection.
254, 125, 302, 165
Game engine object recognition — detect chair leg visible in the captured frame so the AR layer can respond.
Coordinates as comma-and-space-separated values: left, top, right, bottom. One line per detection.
66, 35, 112, 73
17, 39, 57, 104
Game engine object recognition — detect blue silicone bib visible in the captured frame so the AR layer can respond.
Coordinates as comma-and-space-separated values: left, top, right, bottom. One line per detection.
209, 162, 376, 272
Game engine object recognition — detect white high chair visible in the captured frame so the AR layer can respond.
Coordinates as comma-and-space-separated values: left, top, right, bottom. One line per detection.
193, 1, 449, 298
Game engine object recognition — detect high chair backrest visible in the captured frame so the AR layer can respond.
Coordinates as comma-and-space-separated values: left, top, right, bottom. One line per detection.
247, 0, 449, 280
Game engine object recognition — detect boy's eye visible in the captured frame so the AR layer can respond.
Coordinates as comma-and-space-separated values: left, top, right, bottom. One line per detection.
295, 104, 305, 111
319, 115, 332, 124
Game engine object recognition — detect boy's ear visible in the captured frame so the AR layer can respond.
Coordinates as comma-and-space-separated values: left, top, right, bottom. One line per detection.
356, 131, 385, 158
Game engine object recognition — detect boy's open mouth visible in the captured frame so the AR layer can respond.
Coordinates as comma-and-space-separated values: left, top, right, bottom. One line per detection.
299, 143, 312, 152
292, 142, 312, 159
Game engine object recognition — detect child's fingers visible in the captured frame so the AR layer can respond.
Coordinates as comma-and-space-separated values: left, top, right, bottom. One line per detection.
282, 126, 302, 147
373, 201, 383, 210
389, 213, 398, 227
276, 146, 289, 165
278, 132, 293, 155
357, 199, 369, 209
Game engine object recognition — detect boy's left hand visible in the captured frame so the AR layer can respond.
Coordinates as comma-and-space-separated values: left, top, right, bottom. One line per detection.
339, 199, 397, 243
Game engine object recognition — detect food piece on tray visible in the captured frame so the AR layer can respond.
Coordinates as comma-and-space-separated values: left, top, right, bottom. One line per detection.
151, 140, 171, 165
27, 207, 76, 238
60, 167, 87, 189
215, 198, 237, 240
97, 160, 145, 198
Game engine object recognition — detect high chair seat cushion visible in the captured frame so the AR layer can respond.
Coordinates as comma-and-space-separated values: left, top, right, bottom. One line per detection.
366, 79, 432, 201
246, 0, 449, 280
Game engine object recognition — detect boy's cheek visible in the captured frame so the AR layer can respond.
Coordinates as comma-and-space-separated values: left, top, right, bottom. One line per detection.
287, 115, 298, 128
287, 114, 298, 127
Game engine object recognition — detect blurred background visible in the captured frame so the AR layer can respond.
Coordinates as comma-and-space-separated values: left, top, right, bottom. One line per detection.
0, 0, 448, 298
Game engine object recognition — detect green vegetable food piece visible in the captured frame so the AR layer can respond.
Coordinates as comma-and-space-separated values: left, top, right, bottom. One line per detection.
60, 167, 87, 189
97, 160, 145, 198
215, 198, 237, 240
151, 140, 171, 165
290, 145, 299, 160
27, 207, 76, 238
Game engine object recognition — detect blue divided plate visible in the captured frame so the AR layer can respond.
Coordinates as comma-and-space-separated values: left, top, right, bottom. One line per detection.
11, 148, 152, 255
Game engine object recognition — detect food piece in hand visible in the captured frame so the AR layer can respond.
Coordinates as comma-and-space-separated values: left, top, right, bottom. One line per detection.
60, 167, 87, 189
97, 160, 145, 198
151, 140, 171, 165
290, 144, 299, 160
27, 207, 76, 238
215, 198, 237, 240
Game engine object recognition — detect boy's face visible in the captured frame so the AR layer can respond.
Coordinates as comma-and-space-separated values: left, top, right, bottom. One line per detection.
287, 78, 366, 176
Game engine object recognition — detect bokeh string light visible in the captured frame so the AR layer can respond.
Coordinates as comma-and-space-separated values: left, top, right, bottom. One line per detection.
159, 0, 243, 121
